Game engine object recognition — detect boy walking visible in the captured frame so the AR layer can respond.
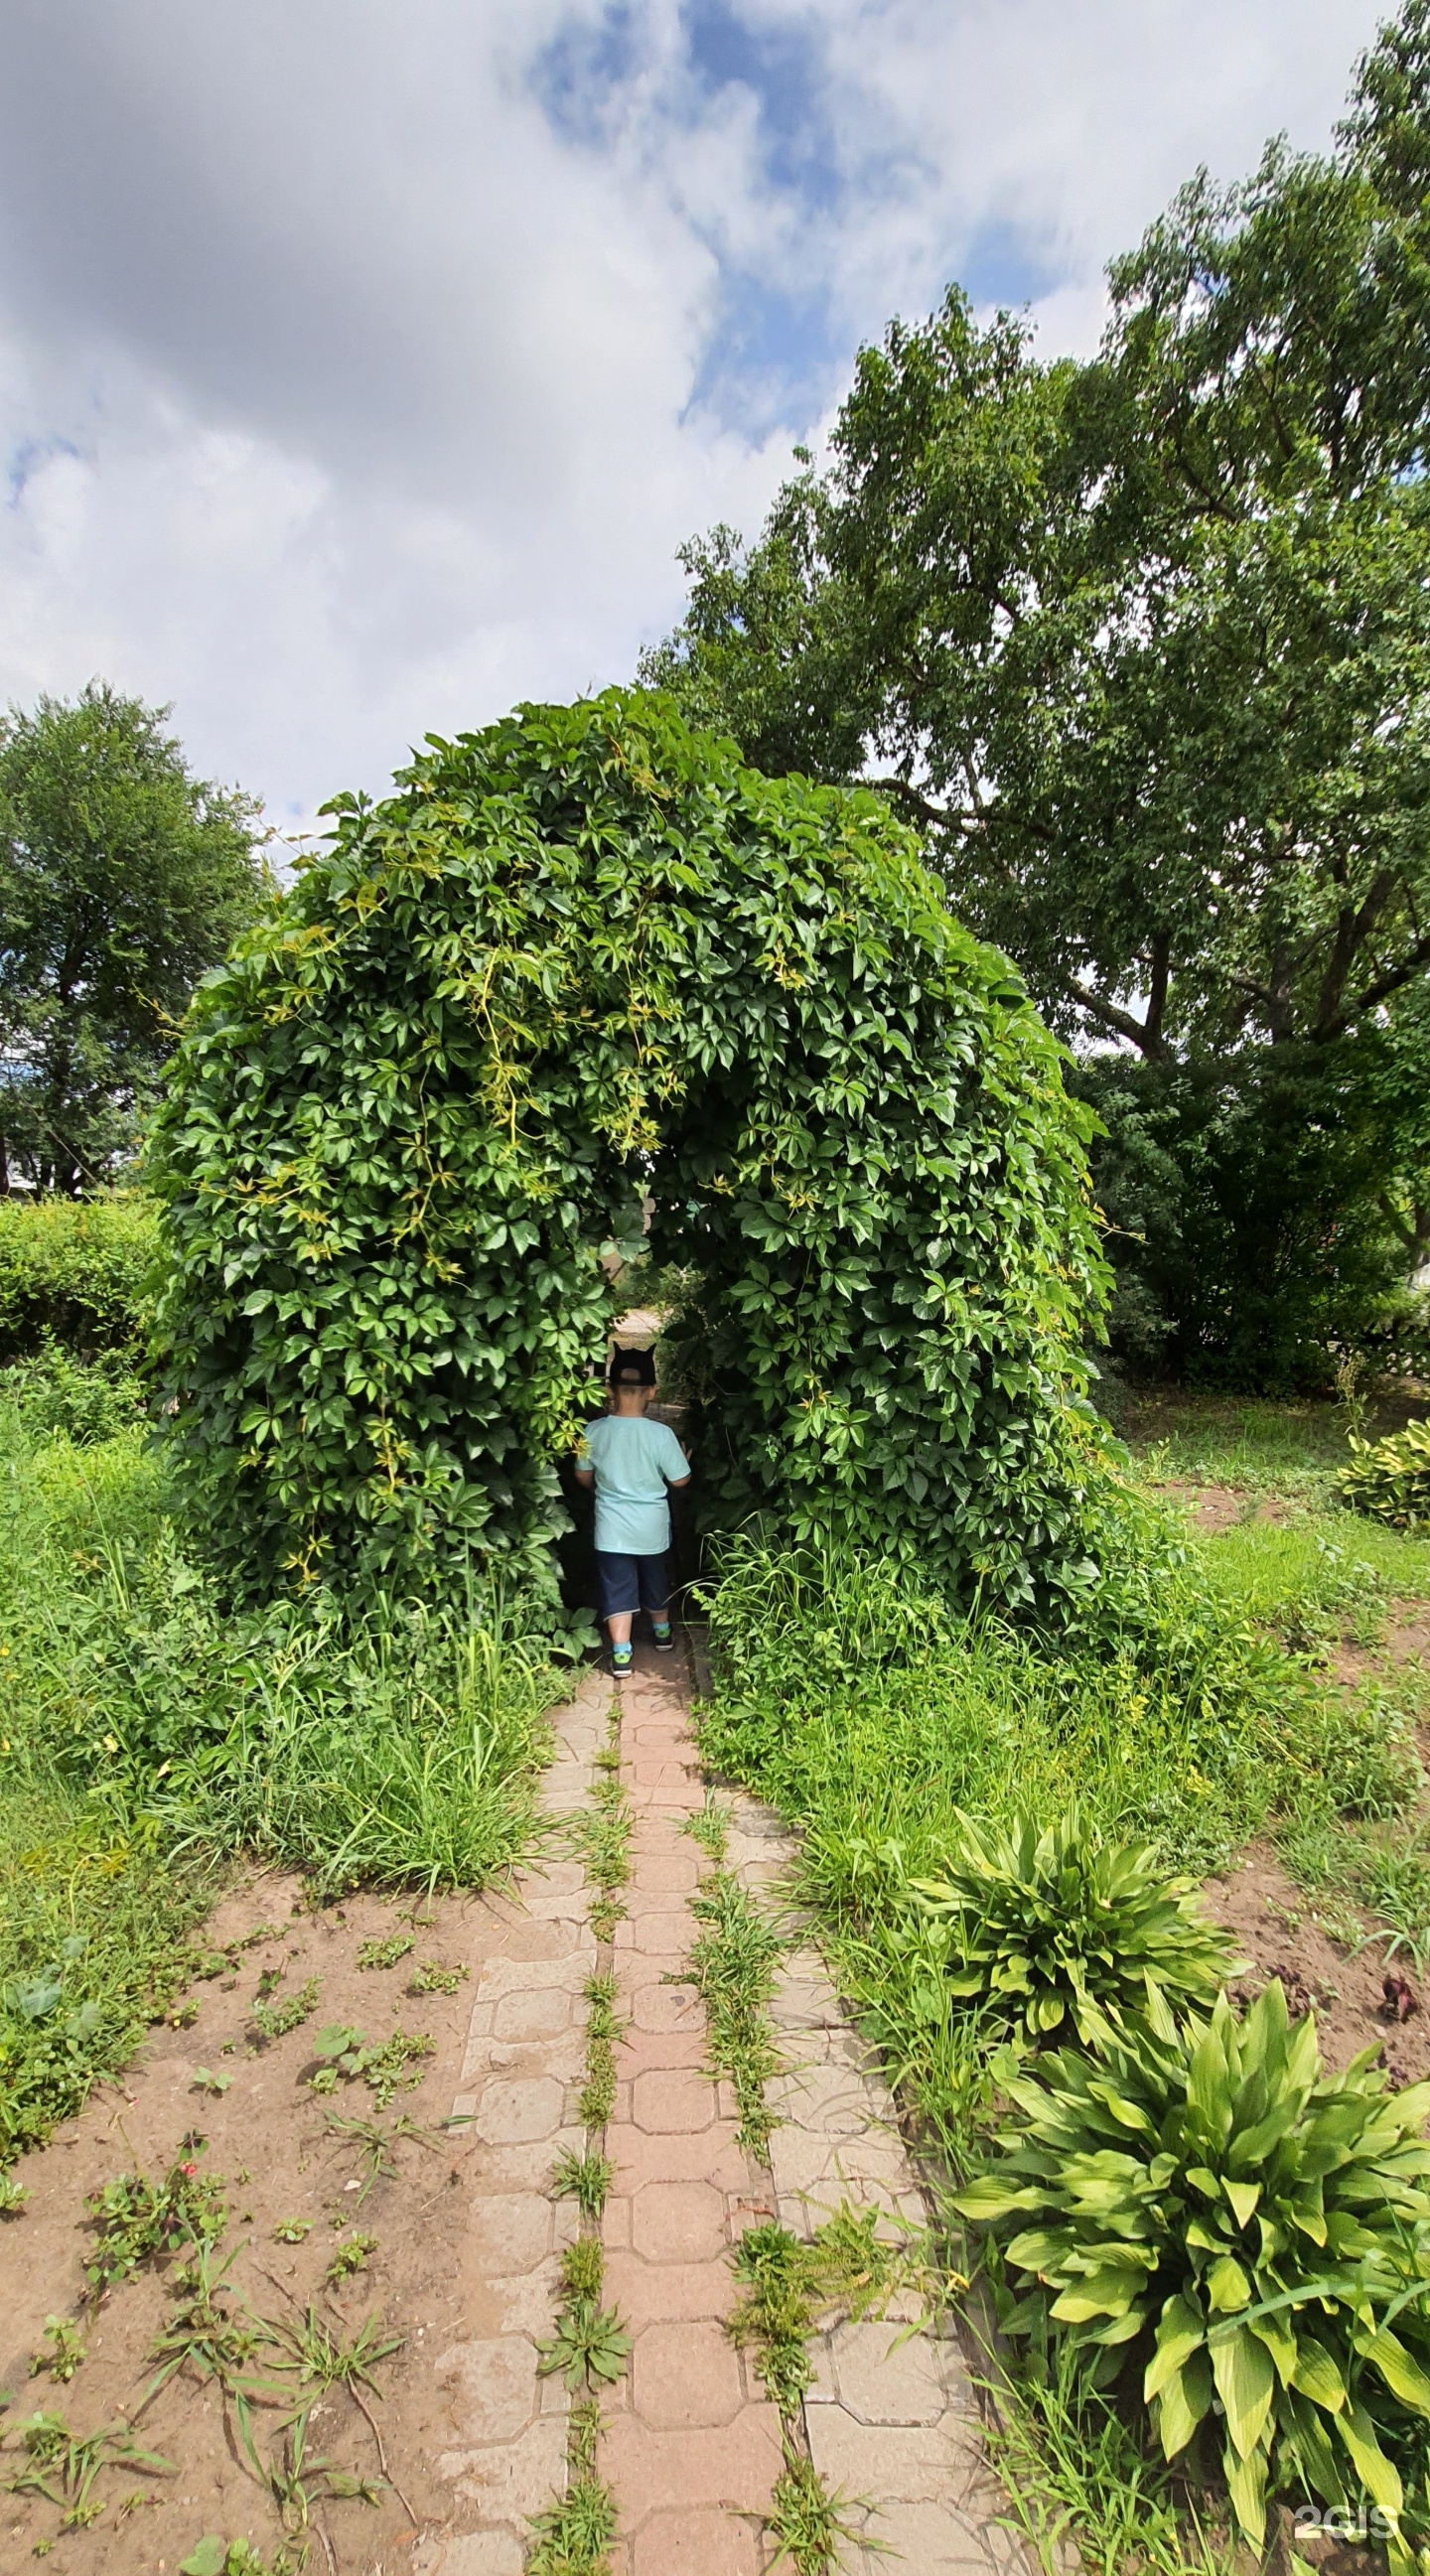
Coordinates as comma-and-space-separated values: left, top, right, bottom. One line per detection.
574, 1347, 689, 1679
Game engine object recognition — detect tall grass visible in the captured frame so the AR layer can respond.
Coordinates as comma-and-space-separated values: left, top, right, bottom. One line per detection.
0, 1390, 569, 2159
695, 1527, 1418, 2160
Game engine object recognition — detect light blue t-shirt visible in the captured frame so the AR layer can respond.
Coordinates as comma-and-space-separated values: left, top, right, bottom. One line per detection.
578, 1413, 688, 1555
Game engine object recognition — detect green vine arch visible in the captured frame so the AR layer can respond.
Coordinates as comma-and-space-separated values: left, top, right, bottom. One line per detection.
150, 689, 1112, 1605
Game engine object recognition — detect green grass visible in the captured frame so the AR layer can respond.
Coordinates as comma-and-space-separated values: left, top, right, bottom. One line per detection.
0, 1381, 570, 2166
1193, 1510, 1430, 1647
695, 1522, 1420, 2162
1122, 1388, 1399, 1496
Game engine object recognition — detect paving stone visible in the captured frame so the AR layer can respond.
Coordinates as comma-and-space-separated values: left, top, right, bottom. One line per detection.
630, 2506, 764, 2574
845, 2498, 1007, 2574
474, 2075, 566, 2144
631, 2316, 747, 2428
434, 2335, 539, 2443
492, 1986, 574, 2039
602, 2405, 785, 2513
421, 2528, 527, 2576
629, 2177, 728, 2262
441, 2412, 570, 2517
606, 2250, 733, 2325
631, 2064, 718, 2132
621, 1909, 699, 1956
470, 2190, 553, 2272
830, 2315, 949, 2425
627, 1977, 701, 2033
805, 2407, 979, 2502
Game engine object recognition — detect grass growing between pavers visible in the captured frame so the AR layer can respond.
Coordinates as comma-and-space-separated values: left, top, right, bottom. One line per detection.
694, 1401, 1430, 2575
528, 1694, 629, 2576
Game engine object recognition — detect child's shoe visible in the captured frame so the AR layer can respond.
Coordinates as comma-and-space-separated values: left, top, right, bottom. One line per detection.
650, 1620, 674, 1652
612, 1641, 634, 1679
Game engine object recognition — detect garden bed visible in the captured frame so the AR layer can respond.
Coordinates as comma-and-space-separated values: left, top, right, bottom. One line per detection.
1, 1866, 491, 2574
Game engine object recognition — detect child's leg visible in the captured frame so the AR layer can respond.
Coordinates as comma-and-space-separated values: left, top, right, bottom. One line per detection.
595, 1554, 640, 1671
638, 1553, 674, 1647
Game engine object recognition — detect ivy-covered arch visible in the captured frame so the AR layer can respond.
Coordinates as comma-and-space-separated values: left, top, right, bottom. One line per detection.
150, 690, 1111, 1605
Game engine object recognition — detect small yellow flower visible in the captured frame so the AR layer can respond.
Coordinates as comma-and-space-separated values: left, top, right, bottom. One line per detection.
102, 1735, 118, 1754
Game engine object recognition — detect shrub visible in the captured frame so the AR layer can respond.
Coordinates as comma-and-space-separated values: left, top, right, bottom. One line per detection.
1339, 1417, 1430, 1531
956, 1982, 1430, 2549
911, 1807, 1234, 2045
0, 1335, 144, 1443
149, 687, 1111, 1604
0, 1192, 158, 1359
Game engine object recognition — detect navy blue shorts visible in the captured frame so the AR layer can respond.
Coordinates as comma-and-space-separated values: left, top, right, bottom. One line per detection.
595, 1551, 669, 1620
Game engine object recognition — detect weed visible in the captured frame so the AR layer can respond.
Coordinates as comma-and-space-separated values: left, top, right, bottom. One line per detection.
766, 2443, 880, 2573
6, 2409, 173, 2529
730, 2209, 947, 2421
263, 2404, 384, 2536
536, 2300, 632, 2391
250, 1977, 320, 2042
267, 2304, 404, 2400
272, 2218, 312, 2243
180, 2542, 304, 2576
139, 2241, 271, 2413
29, 2319, 85, 2384
165, 1996, 201, 2027
1357, 1827, 1430, 1967
356, 1934, 414, 1970
0, 2175, 28, 2214
681, 1793, 731, 1861
559, 2237, 605, 2301
675, 1868, 785, 2154
191, 2066, 232, 2095
526, 2401, 619, 2573
83, 2143, 225, 2293
980, 2340, 1232, 2576
306, 2021, 435, 2107
728, 2224, 815, 2413
324, 2231, 378, 2285
551, 2150, 614, 2218
407, 1958, 468, 1994
322, 2108, 443, 2203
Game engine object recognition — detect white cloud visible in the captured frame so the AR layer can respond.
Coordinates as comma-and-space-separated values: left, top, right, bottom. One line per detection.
0, 0, 1390, 823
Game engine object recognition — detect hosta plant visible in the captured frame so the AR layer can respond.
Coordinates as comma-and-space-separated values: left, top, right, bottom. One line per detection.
913, 1806, 1234, 2045
955, 1981, 1430, 2548
1339, 1418, 1430, 1531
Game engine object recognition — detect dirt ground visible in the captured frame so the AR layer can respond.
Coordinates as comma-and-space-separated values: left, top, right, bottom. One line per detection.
1202, 1846, 1430, 2091
0, 1866, 499, 2575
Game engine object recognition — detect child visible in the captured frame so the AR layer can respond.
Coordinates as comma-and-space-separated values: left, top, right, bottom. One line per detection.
574, 1346, 689, 1679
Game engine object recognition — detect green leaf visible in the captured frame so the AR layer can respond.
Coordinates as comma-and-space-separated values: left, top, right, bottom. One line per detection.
1145, 2293, 1205, 2401
1210, 2323, 1275, 2460
178, 2544, 226, 2576
1222, 2432, 1268, 2547
1336, 2399, 1404, 2514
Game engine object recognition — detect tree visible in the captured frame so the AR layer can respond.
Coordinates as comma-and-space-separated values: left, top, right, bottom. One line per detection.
0, 683, 268, 1194
642, 1, 1430, 1382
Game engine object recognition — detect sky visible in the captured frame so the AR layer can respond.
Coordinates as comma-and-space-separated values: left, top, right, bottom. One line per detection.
0, 0, 1392, 844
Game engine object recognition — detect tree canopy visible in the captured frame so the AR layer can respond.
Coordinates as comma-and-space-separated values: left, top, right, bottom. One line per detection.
642, 0, 1430, 1074
150, 690, 1110, 1606
0, 682, 267, 1194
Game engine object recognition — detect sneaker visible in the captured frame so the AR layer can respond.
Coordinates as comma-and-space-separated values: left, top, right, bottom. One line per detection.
612, 1643, 634, 1678
650, 1622, 674, 1652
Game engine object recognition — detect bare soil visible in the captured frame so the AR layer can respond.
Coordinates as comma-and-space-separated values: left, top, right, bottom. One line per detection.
0, 1865, 502, 2575
1151, 1481, 1290, 1533
1201, 1846, 1430, 2091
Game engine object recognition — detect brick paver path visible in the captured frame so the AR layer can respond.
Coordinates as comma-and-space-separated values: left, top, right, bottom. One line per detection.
420, 1646, 1030, 2576
602, 1651, 784, 2576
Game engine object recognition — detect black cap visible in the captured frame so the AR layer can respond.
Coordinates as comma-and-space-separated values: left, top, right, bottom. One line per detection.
608, 1345, 656, 1386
